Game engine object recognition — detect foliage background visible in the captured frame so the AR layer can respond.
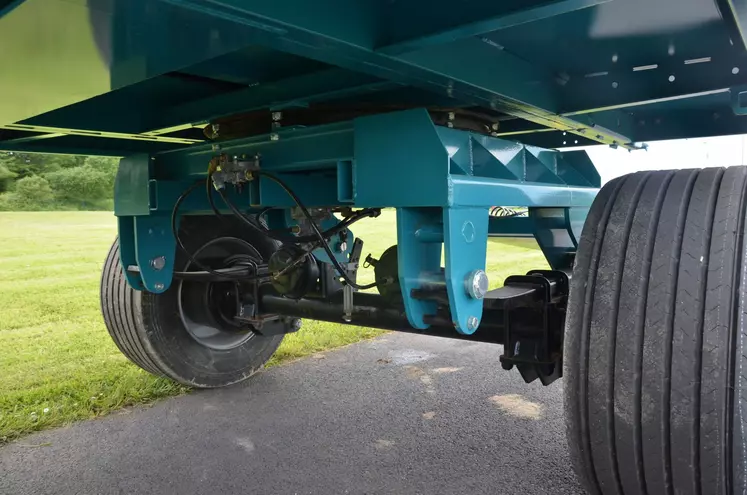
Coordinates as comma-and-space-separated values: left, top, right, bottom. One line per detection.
0, 152, 118, 211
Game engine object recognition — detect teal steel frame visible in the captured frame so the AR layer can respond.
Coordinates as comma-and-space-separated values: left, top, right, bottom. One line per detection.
115, 108, 600, 334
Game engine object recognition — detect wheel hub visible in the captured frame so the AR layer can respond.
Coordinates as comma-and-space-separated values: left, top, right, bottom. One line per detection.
177, 237, 262, 350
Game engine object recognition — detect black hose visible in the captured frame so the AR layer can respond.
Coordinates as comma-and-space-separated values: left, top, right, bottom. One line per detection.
170, 181, 260, 281
206, 175, 225, 220
214, 184, 379, 244
254, 171, 378, 290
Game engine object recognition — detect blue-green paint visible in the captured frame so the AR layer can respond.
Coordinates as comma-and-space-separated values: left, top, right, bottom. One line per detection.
112, 108, 598, 329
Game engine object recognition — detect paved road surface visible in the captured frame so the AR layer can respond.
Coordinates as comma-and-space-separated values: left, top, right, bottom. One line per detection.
0, 333, 585, 495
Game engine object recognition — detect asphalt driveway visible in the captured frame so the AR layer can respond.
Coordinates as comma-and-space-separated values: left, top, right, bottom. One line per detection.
0, 333, 584, 495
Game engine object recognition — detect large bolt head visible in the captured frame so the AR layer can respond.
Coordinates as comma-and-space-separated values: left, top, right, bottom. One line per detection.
150, 256, 166, 271
465, 269, 489, 299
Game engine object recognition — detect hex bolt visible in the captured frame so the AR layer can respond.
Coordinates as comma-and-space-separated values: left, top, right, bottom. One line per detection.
270, 133, 279, 141
292, 319, 302, 331
211, 123, 219, 137
466, 316, 479, 331
448, 111, 455, 120
271, 111, 282, 121
150, 256, 166, 271
491, 123, 499, 131
464, 269, 489, 299
339, 241, 348, 252
154, 283, 165, 291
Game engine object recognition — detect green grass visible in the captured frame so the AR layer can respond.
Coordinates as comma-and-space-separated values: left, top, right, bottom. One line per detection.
0, 211, 547, 443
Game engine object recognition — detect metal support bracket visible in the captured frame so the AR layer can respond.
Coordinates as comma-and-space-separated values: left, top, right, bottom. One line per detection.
397, 206, 489, 335
132, 215, 176, 294
443, 207, 489, 334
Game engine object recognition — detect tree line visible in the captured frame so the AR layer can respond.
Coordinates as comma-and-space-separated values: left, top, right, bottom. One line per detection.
0, 152, 119, 211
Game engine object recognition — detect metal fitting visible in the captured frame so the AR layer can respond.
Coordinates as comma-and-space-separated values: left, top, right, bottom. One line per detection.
465, 269, 489, 299
149, 256, 166, 271
339, 241, 348, 252
270, 133, 279, 141
466, 316, 479, 331
292, 318, 302, 331
271, 111, 282, 121
154, 283, 165, 291
448, 111, 455, 120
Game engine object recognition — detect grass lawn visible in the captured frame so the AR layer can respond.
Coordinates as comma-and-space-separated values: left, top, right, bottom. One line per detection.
0, 210, 547, 443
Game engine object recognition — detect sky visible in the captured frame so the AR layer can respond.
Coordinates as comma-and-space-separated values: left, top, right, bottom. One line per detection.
578, 135, 747, 184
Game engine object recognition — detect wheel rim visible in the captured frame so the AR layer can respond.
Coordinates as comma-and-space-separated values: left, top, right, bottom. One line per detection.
177, 237, 262, 350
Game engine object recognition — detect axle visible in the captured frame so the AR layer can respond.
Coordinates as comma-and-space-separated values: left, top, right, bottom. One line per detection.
260, 291, 504, 344
258, 269, 569, 385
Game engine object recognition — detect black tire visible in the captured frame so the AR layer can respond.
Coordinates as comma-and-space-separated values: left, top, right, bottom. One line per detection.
100, 216, 288, 388
565, 167, 747, 495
